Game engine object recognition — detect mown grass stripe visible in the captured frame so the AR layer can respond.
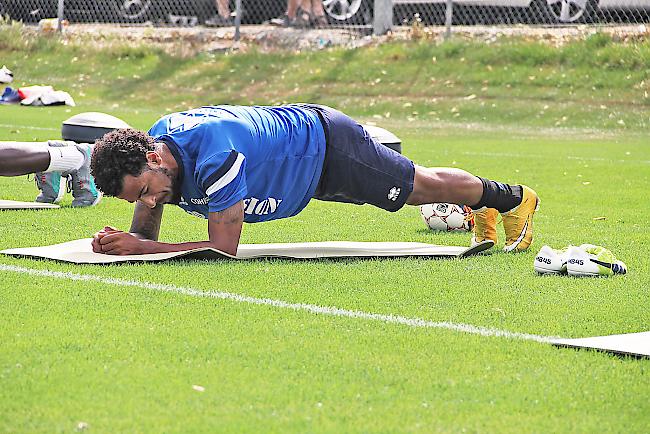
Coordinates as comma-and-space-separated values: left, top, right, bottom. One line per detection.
0, 263, 557, 344
460, 151, 650, 165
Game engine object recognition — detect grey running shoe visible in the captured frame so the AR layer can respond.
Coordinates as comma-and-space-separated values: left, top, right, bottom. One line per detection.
35, 171, 65, 203
67, 143, 101, 207
34, 140, 71, 203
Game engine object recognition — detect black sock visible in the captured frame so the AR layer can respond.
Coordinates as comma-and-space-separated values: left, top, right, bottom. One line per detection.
471, 177, 523, 213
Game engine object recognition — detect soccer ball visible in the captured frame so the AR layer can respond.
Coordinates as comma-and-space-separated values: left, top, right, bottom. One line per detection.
420, 203, 474, 232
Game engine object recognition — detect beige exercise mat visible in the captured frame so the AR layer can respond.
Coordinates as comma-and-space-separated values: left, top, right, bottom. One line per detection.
0, 238, 494, 264
0, 200, 60, 210
552, 331, 650, 358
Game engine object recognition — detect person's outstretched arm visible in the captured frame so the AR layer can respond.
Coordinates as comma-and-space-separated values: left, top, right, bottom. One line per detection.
92, 201, 244, 256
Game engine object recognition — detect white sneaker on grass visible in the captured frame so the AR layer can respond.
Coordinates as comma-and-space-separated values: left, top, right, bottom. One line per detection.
566, 244, 627, 277
534, 245, 570, 274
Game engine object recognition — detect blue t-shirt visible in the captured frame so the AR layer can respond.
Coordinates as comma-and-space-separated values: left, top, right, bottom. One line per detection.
147, 105, 326, 223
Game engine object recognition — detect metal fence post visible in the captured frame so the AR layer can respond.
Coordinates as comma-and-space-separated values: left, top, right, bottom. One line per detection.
234, 0, 242, 42
444, 0, 453, 39
57, 0, 64, 32
373, 0, 393, 36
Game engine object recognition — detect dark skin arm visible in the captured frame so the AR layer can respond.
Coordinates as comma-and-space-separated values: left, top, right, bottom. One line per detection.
91, 201, 164, 252
130, 200, 165, 241
92, 200, 244, 256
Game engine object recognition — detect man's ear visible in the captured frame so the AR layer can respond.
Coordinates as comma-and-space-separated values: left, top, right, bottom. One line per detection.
145, 151, 162, 167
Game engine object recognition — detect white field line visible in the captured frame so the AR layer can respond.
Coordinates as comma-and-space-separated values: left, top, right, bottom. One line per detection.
0, 124, 59, 132
0, 264, 558, 344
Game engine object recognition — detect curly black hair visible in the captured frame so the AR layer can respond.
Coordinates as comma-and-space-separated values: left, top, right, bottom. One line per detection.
91, 128, 156, 197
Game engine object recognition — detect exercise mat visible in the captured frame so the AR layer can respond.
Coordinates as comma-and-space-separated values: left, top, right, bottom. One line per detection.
0, 200, 59, 210
551, 331, 650, 358
0, 238, 494, 264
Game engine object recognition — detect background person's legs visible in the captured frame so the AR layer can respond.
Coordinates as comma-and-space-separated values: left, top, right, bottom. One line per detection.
205, 0, 232, 26
216, 0, 230, 17
0, 141, 99, 206
0, 142, 50, 176
287, 0, 304, 20
308, 0, 328, 26
0, 140, 86, 177
271, 0, 310, 26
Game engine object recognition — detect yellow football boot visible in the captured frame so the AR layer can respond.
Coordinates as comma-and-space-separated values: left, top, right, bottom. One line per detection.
471, 207, 499, 247
502, 185, 539, 252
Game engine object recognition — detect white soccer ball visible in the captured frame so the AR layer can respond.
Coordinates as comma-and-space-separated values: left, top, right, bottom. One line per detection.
420, 203, 474, 232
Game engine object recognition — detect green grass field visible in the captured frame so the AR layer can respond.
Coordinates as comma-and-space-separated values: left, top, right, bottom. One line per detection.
1, 26, 649, 433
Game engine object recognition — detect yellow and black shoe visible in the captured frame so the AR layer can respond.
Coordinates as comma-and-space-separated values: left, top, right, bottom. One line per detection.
502, 185, 539, 252
471, 207, 499, 247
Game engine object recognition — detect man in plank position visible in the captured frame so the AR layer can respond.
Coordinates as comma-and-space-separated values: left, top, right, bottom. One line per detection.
89, 104, 539, 256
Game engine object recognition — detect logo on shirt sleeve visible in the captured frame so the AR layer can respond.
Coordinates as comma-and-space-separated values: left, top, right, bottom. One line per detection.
190, 197, 210, 205
167, 113, 206, 133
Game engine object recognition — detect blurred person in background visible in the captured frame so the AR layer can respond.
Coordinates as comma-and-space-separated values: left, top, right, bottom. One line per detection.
305, 0, 328, 27
270, 0, 310, 27
270, 0, 328, 28
205, 0, 233, 26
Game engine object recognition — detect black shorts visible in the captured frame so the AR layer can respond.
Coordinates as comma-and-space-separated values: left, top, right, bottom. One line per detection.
302, 104, 415, 212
